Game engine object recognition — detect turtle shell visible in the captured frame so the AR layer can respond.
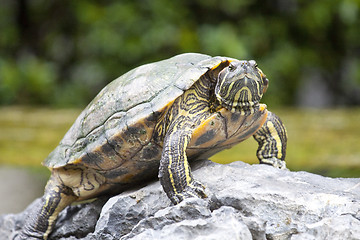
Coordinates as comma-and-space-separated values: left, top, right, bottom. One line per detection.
44, 53, 233, 169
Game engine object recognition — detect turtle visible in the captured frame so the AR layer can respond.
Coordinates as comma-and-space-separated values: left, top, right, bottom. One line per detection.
17, 53, 287, 239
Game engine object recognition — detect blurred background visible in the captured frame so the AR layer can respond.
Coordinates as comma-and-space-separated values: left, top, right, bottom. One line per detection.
0, 0, 359, 214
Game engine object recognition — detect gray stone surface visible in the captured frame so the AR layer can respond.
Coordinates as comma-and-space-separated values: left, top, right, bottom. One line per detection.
1, 160, 359, 240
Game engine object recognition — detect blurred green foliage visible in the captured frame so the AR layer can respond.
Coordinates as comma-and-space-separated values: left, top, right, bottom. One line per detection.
0, 0, 360, 107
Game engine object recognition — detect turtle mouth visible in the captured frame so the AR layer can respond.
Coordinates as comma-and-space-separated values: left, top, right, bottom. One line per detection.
219, 98, 260, 113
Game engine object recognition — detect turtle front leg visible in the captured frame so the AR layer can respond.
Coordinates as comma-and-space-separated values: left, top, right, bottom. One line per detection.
253, 111, 288, 169
159, 129, 207, 204
15, 176, 77, 240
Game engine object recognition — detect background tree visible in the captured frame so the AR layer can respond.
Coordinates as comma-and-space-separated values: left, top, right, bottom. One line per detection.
0, 0, 359, 107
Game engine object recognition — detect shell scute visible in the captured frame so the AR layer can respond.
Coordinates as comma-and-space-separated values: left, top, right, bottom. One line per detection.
43, 53, 230, 169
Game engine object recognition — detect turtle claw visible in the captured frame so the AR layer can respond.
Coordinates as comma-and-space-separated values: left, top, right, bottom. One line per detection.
188, 180, 207, 198
260, 157, 287, 170
170, 180, 207, 204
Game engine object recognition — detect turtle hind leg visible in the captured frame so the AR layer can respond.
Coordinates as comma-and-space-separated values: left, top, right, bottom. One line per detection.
253, 111, 288, 169
15, 176, 77, 240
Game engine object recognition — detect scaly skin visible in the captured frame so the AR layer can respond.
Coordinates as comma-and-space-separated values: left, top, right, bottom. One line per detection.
253, 111, 287, 169
158, 73, 215, 204
14, 176, 77, 240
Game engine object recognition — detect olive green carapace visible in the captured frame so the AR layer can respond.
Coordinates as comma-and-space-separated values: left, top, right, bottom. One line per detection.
16, 53, 287, 239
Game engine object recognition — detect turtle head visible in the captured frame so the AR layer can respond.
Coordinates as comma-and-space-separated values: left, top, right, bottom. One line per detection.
215, 60, 269, 112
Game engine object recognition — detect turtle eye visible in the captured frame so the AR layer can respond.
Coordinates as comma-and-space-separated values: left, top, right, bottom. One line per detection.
263, 77, 269, 86
228, 64, 235, 71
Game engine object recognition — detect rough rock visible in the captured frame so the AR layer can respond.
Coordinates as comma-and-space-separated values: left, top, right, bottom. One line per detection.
1, 160, 359, 240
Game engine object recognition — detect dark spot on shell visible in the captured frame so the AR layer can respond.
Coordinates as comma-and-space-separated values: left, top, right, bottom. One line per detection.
126, 127, 140, 135
194, 130, 216, 146
103, 168, 129, 179
81, 154, 92, 165
82, 152, 103, 165
142, 144, 160, 160
108, 137, 123, 152
146, 111, 161, 122
101, 143, 115, 155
